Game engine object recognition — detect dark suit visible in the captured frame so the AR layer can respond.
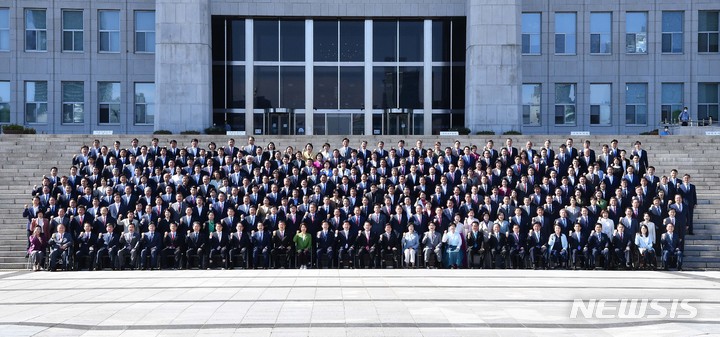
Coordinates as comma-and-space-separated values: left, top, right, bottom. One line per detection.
209, 232, 230, 268
229, 230, 251, 268
74, 231, 97, 270
661, 232, 683, 270
612, 231, 632, 268
526, 231, 546, 269
377, 231, 400, 267
95, 231, 120, 270
588, 232, 611, 269
677, 183, 697, 234
185, 231, 208, 269
569, 232, 590, 269
466, 230, 485, 268
506, 232, 526, 269
140, 231, 163, 269
487, 232, 507, 269
315, 230, 335, 268
163, 231, 185, 269
271, 229, 293, 268
336, 229, 357, 265
356, 230, 378, 268
252, 230, 271, 268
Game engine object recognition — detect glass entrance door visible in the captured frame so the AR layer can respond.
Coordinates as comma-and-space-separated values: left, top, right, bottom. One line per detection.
264, 108, 295, 135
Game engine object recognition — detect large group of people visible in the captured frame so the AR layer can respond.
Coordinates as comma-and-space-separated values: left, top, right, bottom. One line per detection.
23, 136, 695, 271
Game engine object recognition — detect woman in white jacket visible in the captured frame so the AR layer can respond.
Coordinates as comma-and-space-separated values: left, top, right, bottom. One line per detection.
547, 224, 568, 269
635, 224, 656, 269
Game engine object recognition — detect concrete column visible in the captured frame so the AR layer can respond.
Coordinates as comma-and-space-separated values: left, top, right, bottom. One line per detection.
155, 0, 211, 133
465, 0, 522, 134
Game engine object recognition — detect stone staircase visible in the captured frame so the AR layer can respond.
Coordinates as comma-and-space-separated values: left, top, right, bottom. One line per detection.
0, 134, 717, 270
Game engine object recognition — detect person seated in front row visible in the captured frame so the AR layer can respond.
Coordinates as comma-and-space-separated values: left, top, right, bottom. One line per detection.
661, 223, 683, 271
547, 224, 568, 269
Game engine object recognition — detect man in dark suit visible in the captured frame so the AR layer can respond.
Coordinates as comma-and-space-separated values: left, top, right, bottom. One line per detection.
186, 222, 207, 269
527, 222, 546, 270
487, 223, 507, 269
95, 223, 120, 270
229, 223, 251, 269
668, 196, 688, 240
507, 224, 526, 269
139, 222, 163, 270
315, 221, 335, 268
163, 223, 185, 269
118, 223, 141, 270
661, 223, 683, 271
242, 207, 261, 232
466, 221, 485, 269
569, 223, 590, 270
74, 223, 97, 270
678, 174, 697, 235
588, 224, 611, 269
377, 224, 400, 268
208, 223, 230, 269
356, 222, 378, 268
336, 221, 356, 267
271, 221, 293, 268
612, 223, 633, 269
251, 222, 271, 269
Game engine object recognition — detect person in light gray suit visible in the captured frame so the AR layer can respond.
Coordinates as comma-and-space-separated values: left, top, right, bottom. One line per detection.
421, 222, 442, 267
49, 224, 73, 271
117, 223, 141, 270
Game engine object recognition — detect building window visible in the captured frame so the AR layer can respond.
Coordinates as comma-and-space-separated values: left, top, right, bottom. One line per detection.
625, 83, 647, 125
25, 9, 47, 52
698, 83, 719, 121
590, 12, 612, 54
254, 20, 304, 62
555, 13, 576, 55
590, 84, 611, 125
25, 81, 47, 124
62, 82, 84, 124
62, 10, 83, 52
0, 81, 9, 123
661, 11, 683, 53
521, 13, 541, 55
698, 11, 719, 53
555, 83, 576, 125
134, 83, 155, 125
99, 10, 120, 53
314, 20, 364, 62
135, 11, 155, 53
0, 8, 9, 51
626, 12, 648, 54
661, 83, 683, 124
98, 82, 120, 124
522, 84, 541, 126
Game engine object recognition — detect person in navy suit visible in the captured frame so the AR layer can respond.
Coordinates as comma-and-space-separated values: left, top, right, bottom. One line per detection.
661, 223, 683, 271
678, 174, 697, 235
140, 223, 163, 269
315, 221, 335, 268
95, 223, 120, 270
209, 223, 230, 269
526, 222, 546, 269
163, 222, 185, 269
336, 221, 356, 267
506, 224, 526, 269
569, 223, 590, 270
588, 224, 611, 269
252, 222, 271, 268
612, 223, 633, 269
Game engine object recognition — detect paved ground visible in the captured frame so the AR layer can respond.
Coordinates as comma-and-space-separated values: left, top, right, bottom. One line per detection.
0, 269, 717, 336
